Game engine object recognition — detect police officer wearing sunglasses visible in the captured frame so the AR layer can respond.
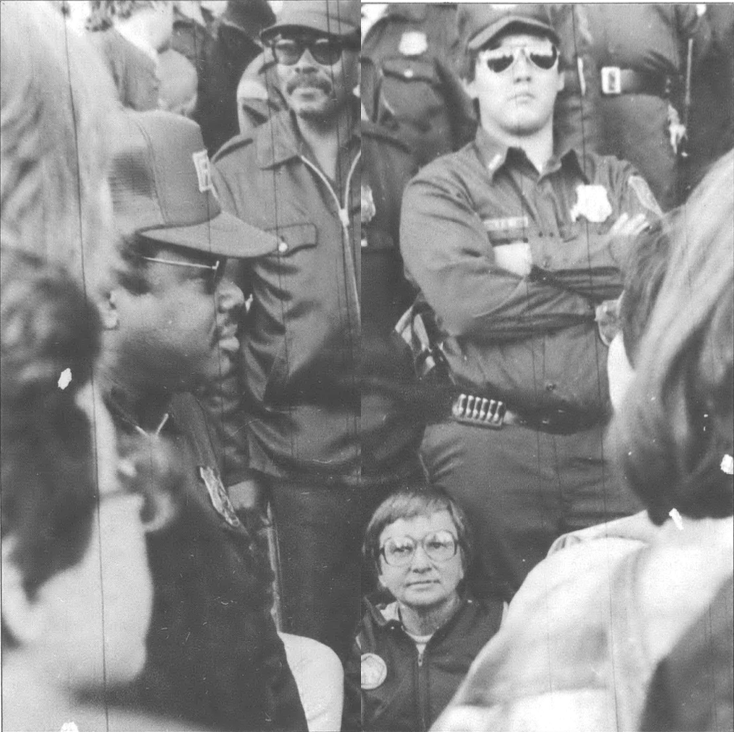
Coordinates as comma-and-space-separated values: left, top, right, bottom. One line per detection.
400, 5, 663, 597
210, 3, 406, 680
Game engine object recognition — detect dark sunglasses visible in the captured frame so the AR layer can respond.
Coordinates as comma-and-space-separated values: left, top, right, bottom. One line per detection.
480, 44, 559, 74
271, 36, 357, 66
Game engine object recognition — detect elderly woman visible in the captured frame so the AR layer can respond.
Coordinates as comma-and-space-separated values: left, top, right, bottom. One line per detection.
352, 486, 505, 732
432, 151, 734, 732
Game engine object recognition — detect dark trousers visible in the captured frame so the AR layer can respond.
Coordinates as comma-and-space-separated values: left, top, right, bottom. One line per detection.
421, 419, 642, 594
268, 480, 395, 662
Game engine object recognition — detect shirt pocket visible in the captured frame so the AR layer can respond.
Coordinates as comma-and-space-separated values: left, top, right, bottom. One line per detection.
262, 222, 318, 277
380, 57, 444, 127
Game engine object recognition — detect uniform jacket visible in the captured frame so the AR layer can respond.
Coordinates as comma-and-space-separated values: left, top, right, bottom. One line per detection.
362, 3, 476, 166
400, 126, 661, 417
105, 389, 307, 732
211, 108, 364, 484
361, 120, 426, 472
351, 594, 504, 732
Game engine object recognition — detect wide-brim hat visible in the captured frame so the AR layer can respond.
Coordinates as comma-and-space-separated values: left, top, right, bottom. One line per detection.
458, 4, 559, 52
109, 110, 276, 258
261, 0, 360, 42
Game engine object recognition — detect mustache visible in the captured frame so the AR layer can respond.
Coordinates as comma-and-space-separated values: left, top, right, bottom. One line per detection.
286, 73, 333, 95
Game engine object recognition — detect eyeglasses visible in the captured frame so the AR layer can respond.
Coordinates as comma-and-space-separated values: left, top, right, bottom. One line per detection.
140, 255, 225, 289
380, 530, 459, 567
271, 36, 356, 66
479, 44, 559, 74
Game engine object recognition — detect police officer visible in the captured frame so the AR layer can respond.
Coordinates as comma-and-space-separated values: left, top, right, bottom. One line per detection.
548, 4, 602, 154
207, 2, 426, 668
585, 5, 711, 211
401, 5, 662, 594
362, 3, 476, 167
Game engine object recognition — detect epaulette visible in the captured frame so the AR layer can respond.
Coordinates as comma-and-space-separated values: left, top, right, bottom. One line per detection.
362, 120, 413, 156
212, 133, 256, 164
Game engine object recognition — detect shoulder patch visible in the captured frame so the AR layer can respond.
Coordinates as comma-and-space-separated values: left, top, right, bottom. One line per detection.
212, 133, 255, 164
629, 176, 663, 217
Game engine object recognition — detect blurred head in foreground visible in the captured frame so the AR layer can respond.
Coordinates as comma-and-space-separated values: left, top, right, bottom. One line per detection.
613, 151, 734, 525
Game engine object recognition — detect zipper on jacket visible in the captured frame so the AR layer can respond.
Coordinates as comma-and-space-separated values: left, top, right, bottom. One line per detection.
415, 646, 429, 732
300, 152, 361, 321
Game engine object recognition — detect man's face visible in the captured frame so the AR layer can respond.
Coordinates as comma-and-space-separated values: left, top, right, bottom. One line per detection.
111, 244, 244, 392
466, 32, 563, 138
274, 30, 359, 121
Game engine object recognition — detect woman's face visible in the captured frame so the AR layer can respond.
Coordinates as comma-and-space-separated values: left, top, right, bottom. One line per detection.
377, 510, 464, 612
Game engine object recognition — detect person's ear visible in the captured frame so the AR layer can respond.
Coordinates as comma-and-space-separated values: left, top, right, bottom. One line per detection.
1, 538, 47, 646
99, 290, 119, 330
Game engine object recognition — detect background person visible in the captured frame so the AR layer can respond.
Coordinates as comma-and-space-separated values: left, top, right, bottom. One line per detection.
350, 486, 504, 732
401, 4, 658, 597
87, 0, 175, 111
208, 2, 393, 668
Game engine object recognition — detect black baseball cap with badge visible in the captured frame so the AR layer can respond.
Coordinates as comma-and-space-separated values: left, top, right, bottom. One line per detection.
108, 109, 277, 258
260, 0, 360, 43
458, 4, 560, 51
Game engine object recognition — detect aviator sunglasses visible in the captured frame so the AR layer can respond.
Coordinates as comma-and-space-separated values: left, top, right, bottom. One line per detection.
479, 44, 559, 74
271, 35, 359, 66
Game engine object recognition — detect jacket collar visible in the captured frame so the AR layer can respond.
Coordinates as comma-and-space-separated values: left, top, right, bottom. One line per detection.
256, 104, 361, 170
364, 592, 471, 636
474, 126, 590, 183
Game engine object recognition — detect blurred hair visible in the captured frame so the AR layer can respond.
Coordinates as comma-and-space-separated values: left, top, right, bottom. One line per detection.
1, 247, 101, 601
363, 485, 474, 576
0, 0, 119, 297
614, 151, 734, 524
619, 219, 672, 368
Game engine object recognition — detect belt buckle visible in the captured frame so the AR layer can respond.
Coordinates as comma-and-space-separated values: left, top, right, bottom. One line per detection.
451, 393, 505, 429
601, 66, 622, 95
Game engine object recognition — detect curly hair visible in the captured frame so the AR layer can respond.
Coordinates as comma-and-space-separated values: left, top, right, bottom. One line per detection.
1, 248, 101, 600
613, 151, 734, 524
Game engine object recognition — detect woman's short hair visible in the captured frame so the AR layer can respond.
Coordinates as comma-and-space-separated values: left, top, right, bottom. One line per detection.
0, 1, 119, 296
614, 151, 734, 524
363, 485, 474, 573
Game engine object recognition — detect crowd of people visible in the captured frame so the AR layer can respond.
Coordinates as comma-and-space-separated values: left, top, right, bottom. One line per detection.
1, 2, 732, 731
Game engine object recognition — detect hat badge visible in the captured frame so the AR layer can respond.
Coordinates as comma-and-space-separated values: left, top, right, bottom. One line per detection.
361, 653, 388, 690
192, 150, 214, 194
399, 31, 428, 57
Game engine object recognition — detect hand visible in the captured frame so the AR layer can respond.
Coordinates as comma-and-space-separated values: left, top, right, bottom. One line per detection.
227, 475, 266, 512
494, 241, 532, 277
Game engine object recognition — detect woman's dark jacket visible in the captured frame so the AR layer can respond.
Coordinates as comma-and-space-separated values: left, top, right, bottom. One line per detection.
349, 594, 503, 732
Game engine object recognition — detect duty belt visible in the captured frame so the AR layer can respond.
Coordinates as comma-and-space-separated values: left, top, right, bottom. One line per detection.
600, 67, 673, 98
450, 392, 605, 435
